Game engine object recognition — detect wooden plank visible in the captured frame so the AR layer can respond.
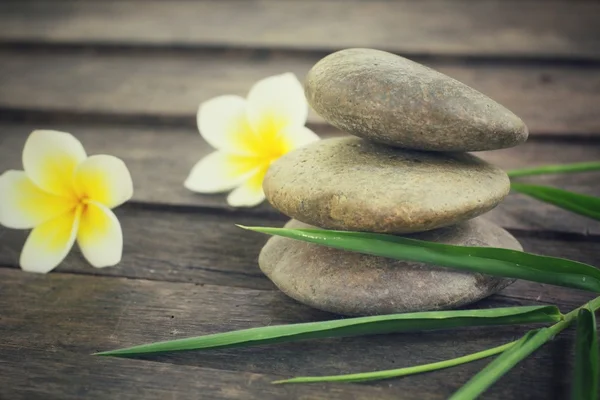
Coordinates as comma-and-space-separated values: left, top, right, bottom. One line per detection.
0, 49, 599, 136
0, 205, 278, 290
1, 122, 599, 236
0, 350, 411, 400
0, 1, 599, 61
1, 201, 599, 288
0, 268, 593, 399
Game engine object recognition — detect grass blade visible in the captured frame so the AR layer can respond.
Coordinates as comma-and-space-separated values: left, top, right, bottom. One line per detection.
448, 328, 552, 399
572, 307, 598, 400
240, 226, 600, 293
508, 162, 600, 178
274, 341, 517, 384
95, 305, 560, 357
510, 183, 600, 221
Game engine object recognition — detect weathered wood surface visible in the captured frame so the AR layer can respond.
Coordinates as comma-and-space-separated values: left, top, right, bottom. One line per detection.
1, 1, 599, 399
1, 200, 599, 288
1, 1, 599, 61
1, 122, 599, 236
0, 49, 599, 136
0, 268, 593, 400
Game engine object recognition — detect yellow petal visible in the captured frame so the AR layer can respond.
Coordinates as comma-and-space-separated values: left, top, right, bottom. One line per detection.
74, 155, 133, 209
246, 73, 308, 135
0, 170, 76, 229
197, 95, 258, 155
20, 208, 81, 273
22, 130, 87, 197
184, 151, 261, 194
226, 167, 267, 207
77, 201, 123, 268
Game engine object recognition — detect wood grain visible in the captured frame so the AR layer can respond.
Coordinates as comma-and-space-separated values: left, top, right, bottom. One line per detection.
0, 49, 599, 136
1, 122, 598, 235
0, 0, 599, 61
0, 350, 413, 400
1, 198, 599, 288
0, 268, 593, 400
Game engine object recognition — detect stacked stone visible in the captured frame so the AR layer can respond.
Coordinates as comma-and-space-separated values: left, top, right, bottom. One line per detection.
259, 49, 529, 316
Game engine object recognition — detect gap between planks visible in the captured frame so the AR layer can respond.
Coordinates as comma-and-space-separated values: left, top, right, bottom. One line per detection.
1, 122, 599, 236
0, 0, 599, 61
0, 267, 591, 400
0, 47, 599, 136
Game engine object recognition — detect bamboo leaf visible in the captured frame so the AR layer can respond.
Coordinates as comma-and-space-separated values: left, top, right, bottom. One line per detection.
449, 328, 554, 399
240, 226, 600, 293
508, 162, 600, 178
510, 183, 600, 221
274, 341, 516, 384
94, 305, 560, 357
572, 307, 599, 400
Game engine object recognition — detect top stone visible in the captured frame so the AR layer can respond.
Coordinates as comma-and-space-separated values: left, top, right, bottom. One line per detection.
305, 48, 529, 152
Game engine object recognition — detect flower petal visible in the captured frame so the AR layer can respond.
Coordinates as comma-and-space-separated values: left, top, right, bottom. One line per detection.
184, 151, 261, 194
198, 95, 256, 155
20, 208, 80, 273
246, 73, 308, 134
280, 125, 321, 149
22, 130, 87, 197
0, 170, 76, 229
77, 201, 123, 268
226, 167, 267, 208
74, 155, 133, 209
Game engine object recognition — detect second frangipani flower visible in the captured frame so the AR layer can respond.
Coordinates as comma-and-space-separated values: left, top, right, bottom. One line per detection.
0, 130, 133, 273
185, 73, 320, 207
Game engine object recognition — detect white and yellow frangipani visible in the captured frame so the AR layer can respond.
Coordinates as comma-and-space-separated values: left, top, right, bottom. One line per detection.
185, 73, 320, 207
0, 130, 133, 273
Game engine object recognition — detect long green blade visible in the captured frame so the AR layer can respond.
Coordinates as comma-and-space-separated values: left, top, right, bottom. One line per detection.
511, 183, 600, 221
508, 162, 600, 178
274, 341, 516, 384
572, 307, 599, 400
449, 328, 553, 399
240, 226, 600, 293
95, 305, 560, 357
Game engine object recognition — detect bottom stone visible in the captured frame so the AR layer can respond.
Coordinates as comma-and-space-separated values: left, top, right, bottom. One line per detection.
258, 218, 522, 316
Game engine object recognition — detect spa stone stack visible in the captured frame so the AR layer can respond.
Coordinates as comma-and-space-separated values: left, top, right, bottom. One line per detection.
259, 48, 529, 316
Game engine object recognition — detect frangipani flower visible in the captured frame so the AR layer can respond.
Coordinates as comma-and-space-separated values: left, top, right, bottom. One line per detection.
185, 73, 320, 207
0, 130, 133, 273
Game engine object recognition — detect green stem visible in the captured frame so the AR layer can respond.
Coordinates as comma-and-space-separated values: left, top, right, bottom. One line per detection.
508, 162, 600, 178
450, 296, 600, 400
550, 296, 600, 336
273, 341, 517, 384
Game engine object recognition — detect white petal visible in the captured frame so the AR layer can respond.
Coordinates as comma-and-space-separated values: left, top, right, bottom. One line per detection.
0, 170, 75, 229
198, 95, 256, 155
246, 73, 308, 134
74, 155, 133, 209
226, 168, 267, 208
20, 208, 80, 273
22, 130, 87, 197
280, 125, 321, 149
77, 202, 123, 268
184, 151, 261, 194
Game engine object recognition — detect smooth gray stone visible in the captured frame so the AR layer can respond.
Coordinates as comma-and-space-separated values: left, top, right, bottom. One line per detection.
305, 48, 528, 152
259, 218, 521, 316
263, 136, 510, 234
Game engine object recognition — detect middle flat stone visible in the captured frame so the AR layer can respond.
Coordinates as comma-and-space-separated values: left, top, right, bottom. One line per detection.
264, 137, 510, 233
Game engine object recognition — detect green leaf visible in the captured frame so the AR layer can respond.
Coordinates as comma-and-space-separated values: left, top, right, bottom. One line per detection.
511, 183, 600, 221
94, 305, 560, 357
572, 307, 598, 400
274, 341, 517, 384
240, 226, 600, 293
508, 162, 600, 178
449, 328, 554, 399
